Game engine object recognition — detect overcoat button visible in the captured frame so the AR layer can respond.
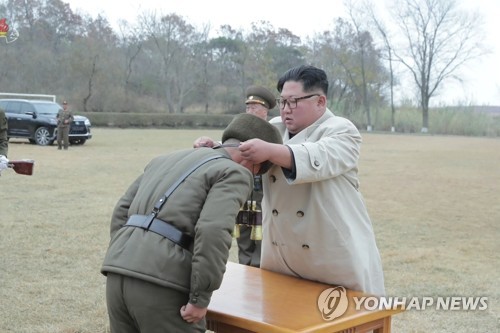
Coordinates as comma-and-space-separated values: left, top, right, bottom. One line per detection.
270, 175, 276, 182
296, 211, 304, 217
272, 209, 278, 216
314, 160, 320, 167
302, 244, 310, 249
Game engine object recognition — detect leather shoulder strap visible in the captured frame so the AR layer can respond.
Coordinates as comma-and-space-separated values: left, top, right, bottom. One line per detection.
151, 154, 227, 216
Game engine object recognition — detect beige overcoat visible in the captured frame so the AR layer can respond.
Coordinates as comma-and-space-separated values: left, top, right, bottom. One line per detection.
261, 109, 385, 296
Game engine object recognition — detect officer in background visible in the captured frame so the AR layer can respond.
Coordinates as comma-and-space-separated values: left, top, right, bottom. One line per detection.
236, 85, 277, 267
0, 108, 9, 175
194, 86, 277, 267
56, 100, 74, 150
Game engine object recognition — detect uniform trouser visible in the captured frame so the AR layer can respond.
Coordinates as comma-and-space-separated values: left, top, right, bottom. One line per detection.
57, 126, 70, 149
105, 273, 206, 333
237, 225, 261, 267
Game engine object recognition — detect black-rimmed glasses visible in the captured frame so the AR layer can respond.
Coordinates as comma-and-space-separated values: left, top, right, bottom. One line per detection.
275, 94, 320, 110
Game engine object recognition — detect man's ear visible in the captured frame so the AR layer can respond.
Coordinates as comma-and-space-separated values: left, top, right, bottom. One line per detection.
318, 95, 327, 107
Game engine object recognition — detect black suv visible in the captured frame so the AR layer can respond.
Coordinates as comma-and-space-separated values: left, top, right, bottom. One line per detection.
0, 99, 92, 146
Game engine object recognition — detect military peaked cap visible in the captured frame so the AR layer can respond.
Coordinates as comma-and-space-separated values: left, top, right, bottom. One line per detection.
221, 113, 282, 174
222, 113, 282, 145
245, 85, 276, 109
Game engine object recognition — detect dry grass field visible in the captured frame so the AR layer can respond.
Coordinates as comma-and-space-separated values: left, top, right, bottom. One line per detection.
1, 128, 499, 333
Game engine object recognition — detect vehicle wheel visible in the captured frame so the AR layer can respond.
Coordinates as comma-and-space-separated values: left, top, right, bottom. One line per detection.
34, 127, 52, 146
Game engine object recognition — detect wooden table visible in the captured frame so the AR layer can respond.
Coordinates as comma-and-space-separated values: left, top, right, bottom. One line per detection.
207, 262, 403, 333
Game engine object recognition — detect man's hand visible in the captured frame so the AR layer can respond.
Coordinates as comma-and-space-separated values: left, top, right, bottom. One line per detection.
180, 303, 207, 323
239, 139, 270, 164
0, 155, 9, 175
240, 139, 293, 170
193, 136, 216, 148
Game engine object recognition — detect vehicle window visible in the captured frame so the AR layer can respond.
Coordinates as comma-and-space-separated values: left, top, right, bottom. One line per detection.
32, 102, 61, 115
5, 101, 22, 114
20, 102, 35, 114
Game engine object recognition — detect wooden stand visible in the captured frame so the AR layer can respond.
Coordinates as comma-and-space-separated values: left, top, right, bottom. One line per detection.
207, 262, 403, 333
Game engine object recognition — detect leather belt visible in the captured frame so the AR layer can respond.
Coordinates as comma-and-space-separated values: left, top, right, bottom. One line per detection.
124, 214, 193, 251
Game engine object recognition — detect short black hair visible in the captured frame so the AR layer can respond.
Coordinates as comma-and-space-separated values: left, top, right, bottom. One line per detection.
277, 65, 328, 95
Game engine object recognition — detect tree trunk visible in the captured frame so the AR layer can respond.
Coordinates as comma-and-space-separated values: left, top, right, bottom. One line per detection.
421, 96, 430, 133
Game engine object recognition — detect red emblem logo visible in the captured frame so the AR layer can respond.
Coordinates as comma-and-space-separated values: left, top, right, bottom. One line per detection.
0, 18, 19, 43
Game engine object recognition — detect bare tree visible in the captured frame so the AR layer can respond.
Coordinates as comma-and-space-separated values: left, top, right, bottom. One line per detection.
207, 25, 248, 111
389, 0, 486, 132
116, 20, 143, 102
345, 0, 376, 131
75, 14, 118, 111
82, 55, 98, 111
138, 12, 200, 113
365, 0, 398, 132
314, 16, 386, 128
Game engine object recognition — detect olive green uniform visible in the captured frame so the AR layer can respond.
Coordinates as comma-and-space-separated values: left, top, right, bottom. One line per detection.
236, 175, 263, 267
56, 108, 73, 149
101, 148, 253, 332
0, 109, 8, 157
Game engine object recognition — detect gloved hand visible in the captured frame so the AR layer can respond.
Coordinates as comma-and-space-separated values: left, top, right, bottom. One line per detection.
0, 155, 9, 175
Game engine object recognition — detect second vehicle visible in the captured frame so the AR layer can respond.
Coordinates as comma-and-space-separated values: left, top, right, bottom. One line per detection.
0, 99, 92, 146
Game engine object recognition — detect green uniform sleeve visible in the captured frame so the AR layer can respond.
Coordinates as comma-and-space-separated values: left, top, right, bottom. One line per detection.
188, 166, 252, 307
0, 110, 8, 157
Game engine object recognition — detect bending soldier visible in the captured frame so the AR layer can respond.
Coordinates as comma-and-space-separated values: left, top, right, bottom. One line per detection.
101, 114, 282, 332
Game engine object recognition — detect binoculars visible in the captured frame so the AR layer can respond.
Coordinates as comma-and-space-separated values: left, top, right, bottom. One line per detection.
233, 200, 262, 240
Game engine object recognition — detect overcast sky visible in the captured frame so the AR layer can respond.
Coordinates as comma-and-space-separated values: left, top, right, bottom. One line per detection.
66, 0, 500, 106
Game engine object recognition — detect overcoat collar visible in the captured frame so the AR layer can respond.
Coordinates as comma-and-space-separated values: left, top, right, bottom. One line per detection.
284, 108, 334, 143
